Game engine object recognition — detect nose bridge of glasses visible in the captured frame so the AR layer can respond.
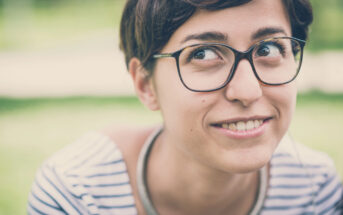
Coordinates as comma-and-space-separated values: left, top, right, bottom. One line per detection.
224, 50, 263, 104
229, 49, 257, 81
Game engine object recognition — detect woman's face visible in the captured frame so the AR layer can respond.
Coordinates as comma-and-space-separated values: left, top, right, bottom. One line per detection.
150, 0, 296, 173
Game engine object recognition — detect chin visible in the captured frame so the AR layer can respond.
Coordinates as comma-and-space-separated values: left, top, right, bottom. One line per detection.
219, 145, 275, 174
229, 159, 269, 174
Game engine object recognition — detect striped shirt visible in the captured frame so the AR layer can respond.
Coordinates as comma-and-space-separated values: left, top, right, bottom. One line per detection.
27, 132, 343, 215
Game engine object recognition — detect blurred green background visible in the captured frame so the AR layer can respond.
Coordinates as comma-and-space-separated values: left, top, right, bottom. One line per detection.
1, 0, 343, 214
0, 0, 343, 50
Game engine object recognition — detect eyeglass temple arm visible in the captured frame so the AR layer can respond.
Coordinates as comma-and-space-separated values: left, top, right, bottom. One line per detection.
153, 53, 173, 59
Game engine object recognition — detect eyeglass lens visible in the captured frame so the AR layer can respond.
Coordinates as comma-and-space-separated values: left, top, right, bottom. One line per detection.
178, 38, 302, 91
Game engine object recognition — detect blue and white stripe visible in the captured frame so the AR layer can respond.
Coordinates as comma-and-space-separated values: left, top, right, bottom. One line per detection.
28, 132, 137, 215
28, 132, 343, 215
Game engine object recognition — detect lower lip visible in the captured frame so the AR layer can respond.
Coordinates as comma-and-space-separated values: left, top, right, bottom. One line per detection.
213, 120, 269, 139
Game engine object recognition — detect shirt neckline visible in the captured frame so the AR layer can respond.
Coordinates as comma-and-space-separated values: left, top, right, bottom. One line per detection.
136, 127, 268, 215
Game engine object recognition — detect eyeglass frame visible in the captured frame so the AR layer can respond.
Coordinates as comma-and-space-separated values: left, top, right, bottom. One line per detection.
153, 36, 306, 92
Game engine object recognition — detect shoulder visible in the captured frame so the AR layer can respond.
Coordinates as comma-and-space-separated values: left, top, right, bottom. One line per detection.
43, 125, 157, 176
27, 130, 144, 215
272, 134, 339, 178
272, 134, 337, 174
48, 131, 123, 171
263, 135, 343, 214
102, 125, 156, 164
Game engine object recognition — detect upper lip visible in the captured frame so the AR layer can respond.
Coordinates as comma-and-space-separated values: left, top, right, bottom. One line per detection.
211, 115, 273, 125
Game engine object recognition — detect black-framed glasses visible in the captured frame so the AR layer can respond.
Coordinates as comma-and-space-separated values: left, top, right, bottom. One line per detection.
153, 36, 306, 92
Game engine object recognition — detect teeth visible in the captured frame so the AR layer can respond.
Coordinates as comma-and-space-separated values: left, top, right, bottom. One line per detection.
246, 120, 255, 130
221, 119, 263, 131
236, 121, 246, 131
228, 123, 237, 131
254, 120, 260, 128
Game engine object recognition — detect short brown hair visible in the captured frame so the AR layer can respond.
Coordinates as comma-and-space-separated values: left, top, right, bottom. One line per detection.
119, 0, 313, 73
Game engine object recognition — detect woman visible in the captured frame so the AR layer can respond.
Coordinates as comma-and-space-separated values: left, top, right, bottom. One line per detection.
28, 0, 343, 214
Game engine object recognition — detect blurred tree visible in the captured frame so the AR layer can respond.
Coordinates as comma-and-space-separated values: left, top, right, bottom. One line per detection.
0, 0, 342, 51
33, 0, 65, 8
309, 0, 343, 50
1, 0, 34, 48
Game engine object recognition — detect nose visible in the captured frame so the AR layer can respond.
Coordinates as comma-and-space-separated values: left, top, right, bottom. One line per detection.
225, 59, 262, 107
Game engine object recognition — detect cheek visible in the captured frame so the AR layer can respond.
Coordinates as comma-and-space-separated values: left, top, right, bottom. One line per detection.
266, 83, 297, 130
153, 61, 205, 129
159, 91, 210, 133
153, 67, 220, 150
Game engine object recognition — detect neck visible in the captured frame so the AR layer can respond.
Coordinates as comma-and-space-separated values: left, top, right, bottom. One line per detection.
146, 130, 260, 215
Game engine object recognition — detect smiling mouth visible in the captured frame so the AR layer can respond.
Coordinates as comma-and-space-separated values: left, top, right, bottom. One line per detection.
212, 117, 272, 132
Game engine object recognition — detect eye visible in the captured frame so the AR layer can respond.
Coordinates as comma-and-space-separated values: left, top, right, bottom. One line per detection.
255, 42, 284, 58
192, 48, 219, 60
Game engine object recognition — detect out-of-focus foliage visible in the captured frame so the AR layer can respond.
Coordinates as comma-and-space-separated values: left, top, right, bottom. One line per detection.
0, 0, 125, 50
0, 0, 343, 50
308, 0, 343, 50
0, 0, 342, 50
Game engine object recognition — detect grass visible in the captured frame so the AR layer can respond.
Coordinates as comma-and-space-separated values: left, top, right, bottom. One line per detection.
0, 92, 343, 214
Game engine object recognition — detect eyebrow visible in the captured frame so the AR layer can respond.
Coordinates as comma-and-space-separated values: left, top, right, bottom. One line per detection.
251, 27, 287, 40
180, 31, 228, 44
180, 27, 287, 45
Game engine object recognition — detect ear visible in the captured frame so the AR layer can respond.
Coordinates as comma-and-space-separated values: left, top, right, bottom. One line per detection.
129, 58, 160, 111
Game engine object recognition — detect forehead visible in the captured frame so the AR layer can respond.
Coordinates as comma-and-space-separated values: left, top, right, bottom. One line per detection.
163, 0, 291, 51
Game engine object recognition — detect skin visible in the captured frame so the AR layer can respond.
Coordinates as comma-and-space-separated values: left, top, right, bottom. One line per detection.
107, 0, 298, 214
